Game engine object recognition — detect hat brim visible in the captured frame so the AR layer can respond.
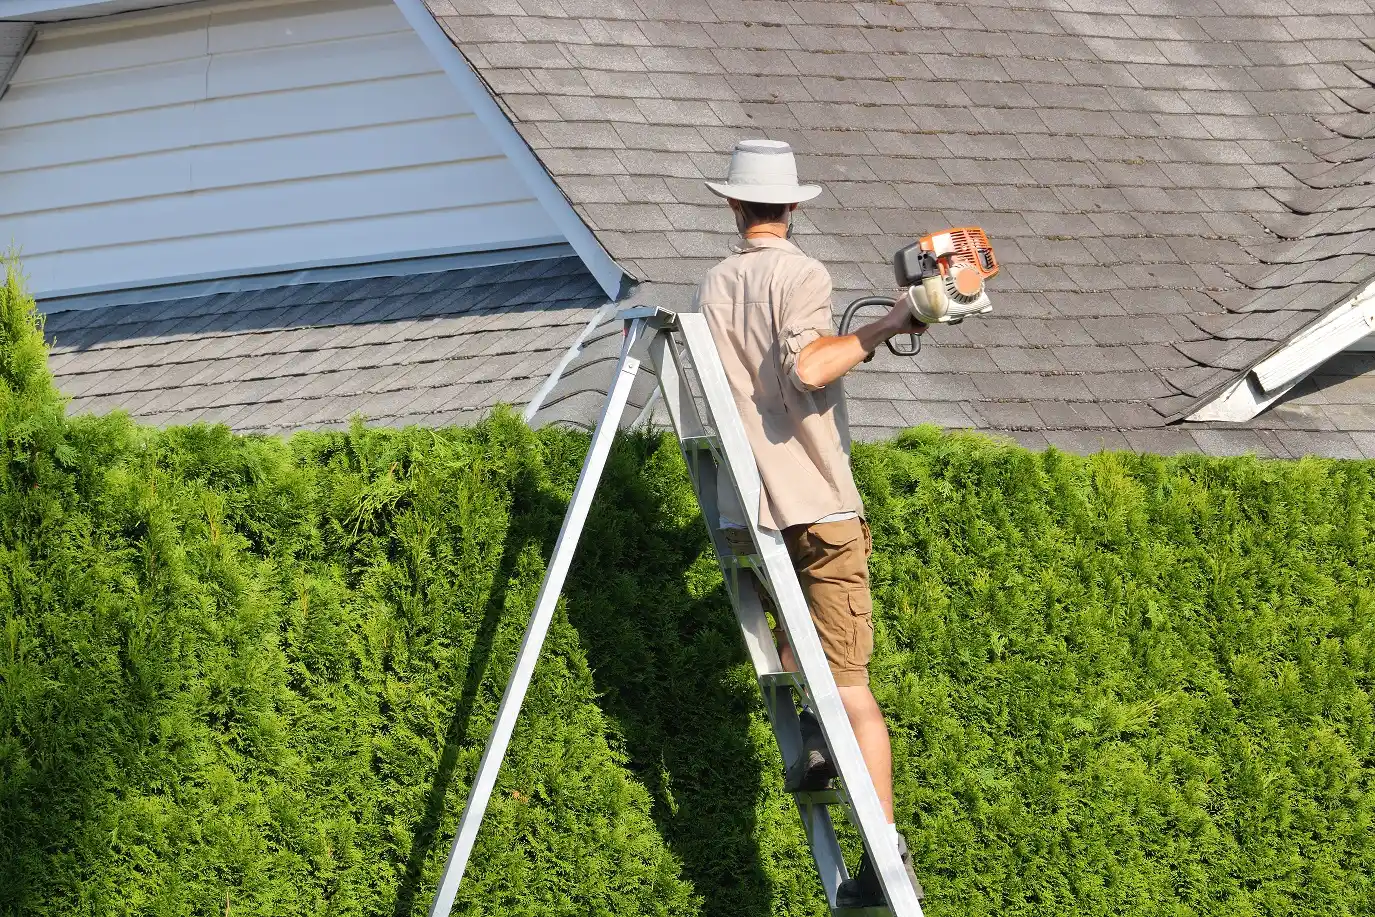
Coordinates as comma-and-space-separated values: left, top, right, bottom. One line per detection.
705, 181, 823, 204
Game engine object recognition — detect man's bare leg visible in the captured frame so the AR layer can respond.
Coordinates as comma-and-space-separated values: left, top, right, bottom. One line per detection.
837, 684, 895, 823
779, 640, 895, 823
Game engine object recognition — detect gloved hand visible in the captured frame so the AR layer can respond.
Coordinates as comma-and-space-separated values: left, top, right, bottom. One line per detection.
886, 292, 930, 335
895, 278, 950, 325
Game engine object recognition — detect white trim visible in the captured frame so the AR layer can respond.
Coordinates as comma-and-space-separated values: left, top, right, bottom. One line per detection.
389, 0, 625, 301
39, 241, 574, 310
1251, 291, 1375, 393
0, 0, 192, 21
523, 301, 616, 422
34, 238, 564, 301
1186, 373, 1302, 423
1188, 283, 1375, 422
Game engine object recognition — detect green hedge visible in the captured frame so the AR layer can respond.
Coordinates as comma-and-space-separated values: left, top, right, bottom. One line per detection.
2, 266, 1373, 917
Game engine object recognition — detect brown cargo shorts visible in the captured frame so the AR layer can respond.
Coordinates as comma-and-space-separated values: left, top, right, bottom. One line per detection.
723, 517, 874, 687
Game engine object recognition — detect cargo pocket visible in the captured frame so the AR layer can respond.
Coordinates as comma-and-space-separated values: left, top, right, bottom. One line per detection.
844, 584, 874, 669
804, 519, 867, 583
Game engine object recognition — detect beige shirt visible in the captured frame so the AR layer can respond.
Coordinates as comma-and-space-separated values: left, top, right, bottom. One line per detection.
692, 236, 865, 531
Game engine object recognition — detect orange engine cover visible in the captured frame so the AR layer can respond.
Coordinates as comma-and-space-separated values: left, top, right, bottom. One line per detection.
917, 227, 999, 282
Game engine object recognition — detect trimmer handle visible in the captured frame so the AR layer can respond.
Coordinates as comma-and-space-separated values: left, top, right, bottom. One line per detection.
839, 295, 923, 359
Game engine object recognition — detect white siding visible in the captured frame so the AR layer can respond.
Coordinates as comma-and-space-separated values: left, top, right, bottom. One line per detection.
0, 0, 563, 297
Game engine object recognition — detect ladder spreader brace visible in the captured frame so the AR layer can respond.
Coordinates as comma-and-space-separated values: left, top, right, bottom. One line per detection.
427, 308, 925, 917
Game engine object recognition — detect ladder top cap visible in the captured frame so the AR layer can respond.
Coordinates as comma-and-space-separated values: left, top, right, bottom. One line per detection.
618, 305, 680, 329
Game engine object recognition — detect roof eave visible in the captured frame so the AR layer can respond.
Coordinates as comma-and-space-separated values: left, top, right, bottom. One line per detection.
399, 0, 629, 301
0, 22, 34, 98
1182, 281, 1375, 423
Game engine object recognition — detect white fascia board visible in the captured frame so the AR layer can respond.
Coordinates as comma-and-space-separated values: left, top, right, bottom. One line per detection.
39, 241, 573, 310
1252, 289, 1375, 392
1187, 373, 1302, 423
390, 0, 626, 301
0, 0, 176, 20
1188, 283, 1375, 423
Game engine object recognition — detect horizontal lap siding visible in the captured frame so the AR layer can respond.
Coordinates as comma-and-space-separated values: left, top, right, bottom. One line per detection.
0, 0, 560, 296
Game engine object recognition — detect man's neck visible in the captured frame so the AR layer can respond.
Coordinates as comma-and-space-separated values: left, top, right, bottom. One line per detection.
744, 221, 789, 240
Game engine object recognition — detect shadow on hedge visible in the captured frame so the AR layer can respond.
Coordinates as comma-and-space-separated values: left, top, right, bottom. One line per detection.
390, 431, 775, 917
390, 463, 552, 917
564, 434, 776, 917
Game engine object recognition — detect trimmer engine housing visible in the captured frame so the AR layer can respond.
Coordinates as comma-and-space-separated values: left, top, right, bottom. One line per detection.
893, 227, 999, 324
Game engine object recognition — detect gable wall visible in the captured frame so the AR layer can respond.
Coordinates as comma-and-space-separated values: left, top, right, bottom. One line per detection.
0, 0, 563, 298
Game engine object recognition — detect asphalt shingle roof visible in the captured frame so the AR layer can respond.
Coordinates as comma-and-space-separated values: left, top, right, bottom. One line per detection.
45, 255, 607, 433
427, 0, 1375, 457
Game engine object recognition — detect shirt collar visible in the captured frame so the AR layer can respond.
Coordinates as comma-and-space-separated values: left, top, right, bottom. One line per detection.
730, 235, 803, 255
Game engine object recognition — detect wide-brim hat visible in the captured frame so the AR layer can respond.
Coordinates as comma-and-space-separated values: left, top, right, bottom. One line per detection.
705, 138, 822, 205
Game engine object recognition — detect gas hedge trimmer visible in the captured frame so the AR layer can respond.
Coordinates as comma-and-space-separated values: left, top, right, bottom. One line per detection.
841, 227, 999, 356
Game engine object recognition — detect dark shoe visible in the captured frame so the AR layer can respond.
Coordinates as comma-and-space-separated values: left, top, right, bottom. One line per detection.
785, 708, 837, 792
898, 832, 924, 900
836, 835, 924, 908
835, 850, 884, 908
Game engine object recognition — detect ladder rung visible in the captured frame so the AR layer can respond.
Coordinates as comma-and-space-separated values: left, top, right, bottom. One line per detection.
793, 788, 846, 806
759, 671, 805, 692
832, 907, 891, 917
680, 435, 720, 453
719, 553, 762, 571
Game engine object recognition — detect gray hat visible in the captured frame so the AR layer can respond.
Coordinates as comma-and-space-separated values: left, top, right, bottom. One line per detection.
705, 139, 823, 205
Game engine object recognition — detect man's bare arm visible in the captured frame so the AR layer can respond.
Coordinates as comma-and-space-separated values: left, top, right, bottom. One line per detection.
793, 300, 926, 390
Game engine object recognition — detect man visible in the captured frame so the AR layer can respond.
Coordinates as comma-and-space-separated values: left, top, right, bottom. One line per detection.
694, 138, 926, 907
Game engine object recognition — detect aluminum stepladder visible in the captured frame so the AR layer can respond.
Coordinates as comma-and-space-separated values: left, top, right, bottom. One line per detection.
427, 307, 924, 917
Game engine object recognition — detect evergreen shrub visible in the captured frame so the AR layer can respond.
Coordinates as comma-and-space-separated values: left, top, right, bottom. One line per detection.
1, 265, 1372, 916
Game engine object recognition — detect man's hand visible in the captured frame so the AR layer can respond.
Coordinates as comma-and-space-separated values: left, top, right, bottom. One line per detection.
792, 299, 928, 391
884, 296, 929, 337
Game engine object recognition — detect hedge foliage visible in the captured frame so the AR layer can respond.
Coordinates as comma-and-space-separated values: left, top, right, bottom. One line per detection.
1, 265, 1373, 917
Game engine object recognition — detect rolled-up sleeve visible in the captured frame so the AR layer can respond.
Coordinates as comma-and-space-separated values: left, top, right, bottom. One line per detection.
779, 265, 836, 392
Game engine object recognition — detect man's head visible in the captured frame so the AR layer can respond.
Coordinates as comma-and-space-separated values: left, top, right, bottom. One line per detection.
705, 139, 821, 237
728, 198, 798, 236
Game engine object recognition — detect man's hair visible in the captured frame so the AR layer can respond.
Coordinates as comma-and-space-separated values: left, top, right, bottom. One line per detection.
737, 199, 789, 226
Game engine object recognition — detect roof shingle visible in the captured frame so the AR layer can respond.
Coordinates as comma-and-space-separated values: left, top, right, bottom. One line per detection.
427, 0, 1375, 456
47, 255, 606, 434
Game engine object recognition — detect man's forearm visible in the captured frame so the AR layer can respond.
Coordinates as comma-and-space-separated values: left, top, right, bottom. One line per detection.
793, 314, 908, 390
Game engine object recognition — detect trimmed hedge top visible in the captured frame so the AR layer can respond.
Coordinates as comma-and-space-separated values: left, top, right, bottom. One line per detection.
1, 266, 1373, 916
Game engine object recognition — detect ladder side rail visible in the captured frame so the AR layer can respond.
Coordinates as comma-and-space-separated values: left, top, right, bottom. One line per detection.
647, 327, 779, 675
710, 536, 855, 898
647, 329, 707, 441
672, 324, 765, 532
649, 325, 851, 901
427, 319, 649, 917
675, 314, 924, 917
